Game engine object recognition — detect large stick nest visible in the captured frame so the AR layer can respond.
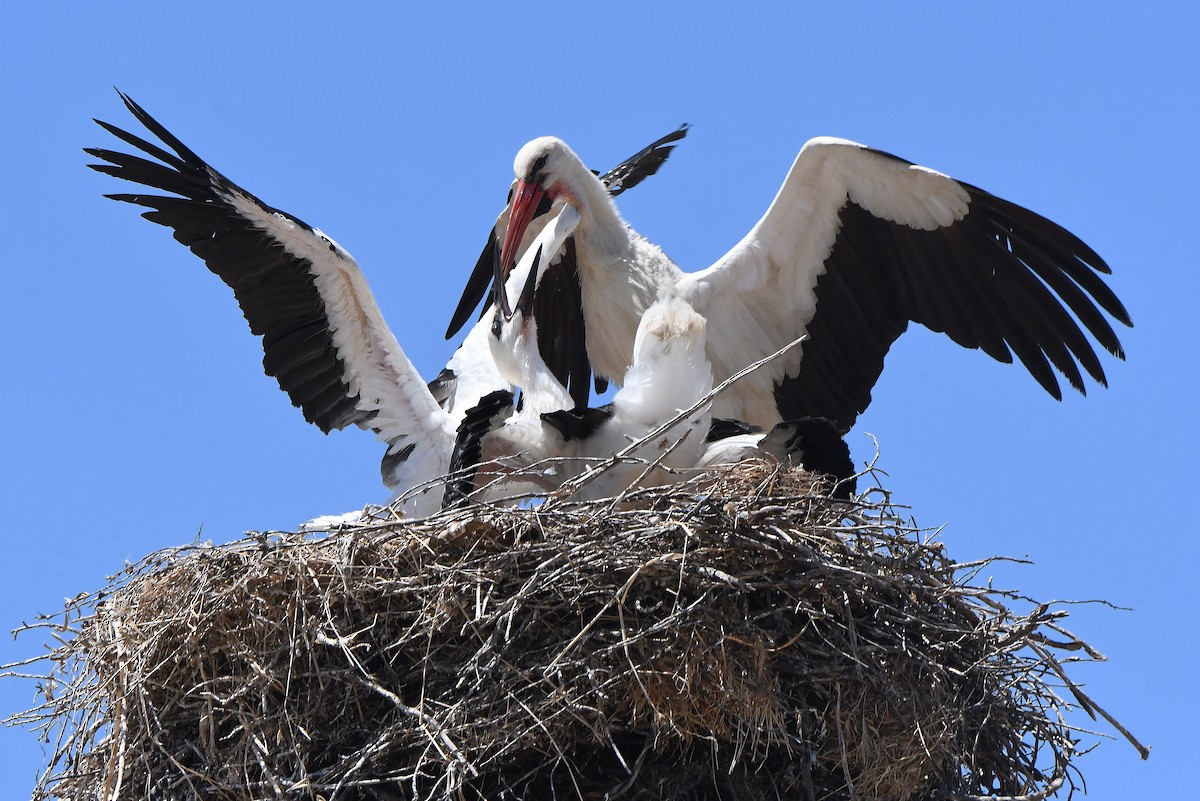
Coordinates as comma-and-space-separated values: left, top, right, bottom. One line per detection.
7, 462, 1144, 800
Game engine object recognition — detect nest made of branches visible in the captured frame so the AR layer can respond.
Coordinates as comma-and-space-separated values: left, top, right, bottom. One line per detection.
6, 461, 1145, 801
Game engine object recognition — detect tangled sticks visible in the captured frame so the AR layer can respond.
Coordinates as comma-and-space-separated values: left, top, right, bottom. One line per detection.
8, 462, 1146, 801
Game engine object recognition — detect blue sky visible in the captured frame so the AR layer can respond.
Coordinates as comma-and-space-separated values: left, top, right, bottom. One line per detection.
1, 3, 1193, 798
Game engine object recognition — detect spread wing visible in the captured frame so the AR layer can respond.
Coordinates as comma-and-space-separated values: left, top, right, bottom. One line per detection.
597, 123, 690, 197
678, 137, 1131, 432
88, 91, 457, 492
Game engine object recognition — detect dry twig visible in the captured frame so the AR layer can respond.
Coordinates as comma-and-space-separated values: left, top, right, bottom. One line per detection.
4, 461, 1144, 801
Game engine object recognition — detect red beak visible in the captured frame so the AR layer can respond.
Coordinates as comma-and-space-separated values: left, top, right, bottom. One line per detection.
499, 178, 547, 282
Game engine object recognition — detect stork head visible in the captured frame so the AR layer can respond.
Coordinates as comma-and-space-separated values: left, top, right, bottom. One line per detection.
500, 137, 598, 280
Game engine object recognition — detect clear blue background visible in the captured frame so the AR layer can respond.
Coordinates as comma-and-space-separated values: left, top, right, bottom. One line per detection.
1, 3, 1192, 798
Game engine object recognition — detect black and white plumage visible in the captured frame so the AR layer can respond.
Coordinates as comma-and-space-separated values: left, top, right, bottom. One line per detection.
446, 205, 715, 504
88, 92, 511, 513
538, 295, 715, 500
697, 417, 857, 499
445, 124, 689, 406
442, 211, 587, 506
441, 388, 519, 509
87, 94, 683, 509
480, 134, 1133, 434
412, 242, 590, 508
451, 286, 716, 505
453, 242, 857, 504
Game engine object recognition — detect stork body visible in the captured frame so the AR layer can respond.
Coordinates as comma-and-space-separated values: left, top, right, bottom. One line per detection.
487, 135, 1133, 434
445, 205, 714, 505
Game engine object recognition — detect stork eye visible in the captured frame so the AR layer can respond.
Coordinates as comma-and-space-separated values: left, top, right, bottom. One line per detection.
532, 154, 548, 175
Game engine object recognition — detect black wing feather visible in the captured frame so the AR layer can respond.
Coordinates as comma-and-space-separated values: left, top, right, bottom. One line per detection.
444, 235, 497, 339
89, 92, 363, 434
532, 240, 593, 409
775, 169, 1130, 432
598, 123, 690, 196
442, 389, 516, 508
540, 404, 615, 442
427, 367, 457, 409
706, 418, 763, 442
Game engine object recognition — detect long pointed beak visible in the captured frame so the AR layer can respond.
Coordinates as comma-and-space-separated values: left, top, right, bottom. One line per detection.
515, 245, 543, 318
499, 178, 546, 279
491, 234, 511, 319
495, 204, 582, 322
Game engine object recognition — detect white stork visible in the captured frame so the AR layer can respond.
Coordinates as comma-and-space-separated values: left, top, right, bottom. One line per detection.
86, 93, 684, 506
536, 294, 715, 501
457, 134, 1133, 434
447, 202, 714, 504
443, 208, 588, 506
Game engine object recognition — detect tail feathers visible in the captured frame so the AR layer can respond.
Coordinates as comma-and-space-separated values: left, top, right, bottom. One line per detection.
761, 417, 856, 499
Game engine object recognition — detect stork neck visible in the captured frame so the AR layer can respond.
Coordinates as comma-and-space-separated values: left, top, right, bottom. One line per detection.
571, 177, 632, 262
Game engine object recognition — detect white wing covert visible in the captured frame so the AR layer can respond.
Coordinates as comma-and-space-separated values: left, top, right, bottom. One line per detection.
679, 137, 1130, 432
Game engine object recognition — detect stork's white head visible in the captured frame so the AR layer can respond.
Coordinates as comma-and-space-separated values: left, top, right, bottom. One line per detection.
501, 137, 615, 278
513, 137, 588, 204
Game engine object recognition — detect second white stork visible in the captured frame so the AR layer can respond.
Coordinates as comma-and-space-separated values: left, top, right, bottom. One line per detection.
537, 294, 715, 501
86, 93, 684, 505
470, 134, 1133, 434
449, 294, 716, 504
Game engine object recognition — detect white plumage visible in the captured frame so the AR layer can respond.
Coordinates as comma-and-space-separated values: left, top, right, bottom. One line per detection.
492, 134, 1133, 434
546, 296, 715, 501
456, 281, 715, 504
88, 93, 519, 514
448, 202, 713, 504
88, 95, 684, 512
